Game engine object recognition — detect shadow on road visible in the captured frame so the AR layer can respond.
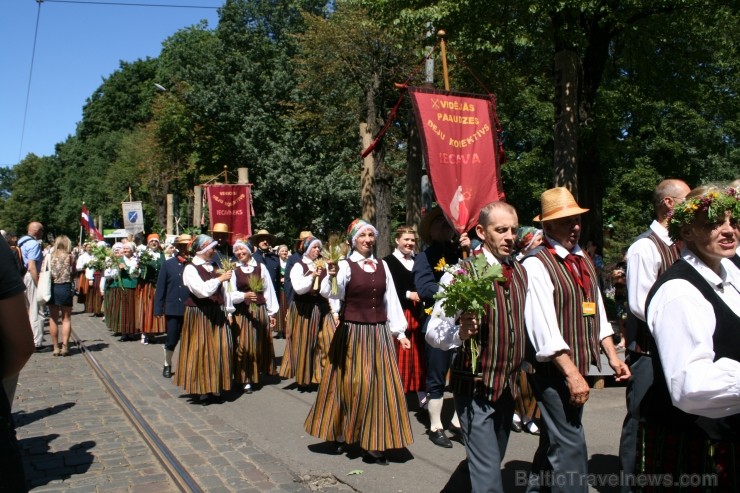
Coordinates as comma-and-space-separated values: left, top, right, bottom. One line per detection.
19, 434, 95, 489
13, 402, 76, 428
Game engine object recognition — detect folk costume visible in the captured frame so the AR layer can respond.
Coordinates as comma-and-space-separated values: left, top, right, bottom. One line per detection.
305, 220, 413, 456
426, 247, 529, 493
383, 249, 425, 394
75, 245, 92, 305
136, 236, 166, 341
619, 219, 680, 490
229, 242, 279, 389
280, 237, 334, 387
104, 244, 138, 337
175, 235, 233, 397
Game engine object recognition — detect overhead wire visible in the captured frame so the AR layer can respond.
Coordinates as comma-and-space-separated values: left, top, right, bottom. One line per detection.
18, 1, 44, 163
44, 0, 218, 8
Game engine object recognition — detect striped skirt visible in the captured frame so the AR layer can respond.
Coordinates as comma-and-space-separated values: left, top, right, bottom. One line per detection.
175, 305, 233, 395
106, 287, 137, 334
279, 300, 331, 386
85, 272, 104, 315
636, 422, 737, 492
394, 307, 425, 393
136, 282, 165, 334
304, 321, 414, 451
277, 289, 288, 333
233, 303, 275, 385
76, 272, 87, 305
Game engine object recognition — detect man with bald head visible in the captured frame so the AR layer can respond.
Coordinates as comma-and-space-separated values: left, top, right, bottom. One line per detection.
18, 221, 48, 351
618, 178, 690, 492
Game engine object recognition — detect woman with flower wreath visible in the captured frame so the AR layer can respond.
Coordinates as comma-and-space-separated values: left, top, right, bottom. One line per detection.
229, 239, 278, 394
638, 186, 740, 489
279, 235, 333, 388
304, 219, 412, 466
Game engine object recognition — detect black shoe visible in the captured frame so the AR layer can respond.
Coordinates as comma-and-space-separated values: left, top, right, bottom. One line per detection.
428, 429, 453, 448
511, 420, 523, 433
273, 332, 284, 339
162, 365, 172, 378
448, 424, 462, 437
35, 345, 52, 353
363, 452, 389, 466
328, 441, 346, 455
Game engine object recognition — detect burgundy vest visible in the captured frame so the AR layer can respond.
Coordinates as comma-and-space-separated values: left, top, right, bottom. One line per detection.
293, 260, 327, 305
234, 264, 266, 305
184, 264, 224, 307
342, 260, 387, 324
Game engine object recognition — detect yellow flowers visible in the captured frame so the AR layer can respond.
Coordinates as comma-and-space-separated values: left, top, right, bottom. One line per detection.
424, 307, 434, 315
434, 257, 447, 272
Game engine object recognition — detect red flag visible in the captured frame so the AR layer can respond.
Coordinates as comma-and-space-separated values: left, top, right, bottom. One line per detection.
81, 204, 104, 241
205, 184, 253, 243
409, 87, 505, 234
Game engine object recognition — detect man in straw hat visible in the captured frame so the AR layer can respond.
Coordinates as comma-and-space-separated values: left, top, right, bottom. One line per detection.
154, 233, 193, 379
209, 223, 234, 269
251, 229, 280, 299
521, 187, 630, 492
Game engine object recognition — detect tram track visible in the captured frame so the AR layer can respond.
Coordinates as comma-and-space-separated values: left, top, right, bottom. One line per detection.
72, 330, 204, 493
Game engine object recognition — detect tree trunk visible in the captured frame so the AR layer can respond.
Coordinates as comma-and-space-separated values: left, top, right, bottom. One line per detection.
359, 122, 376, 224
405, 110, 423, 234
553, 49, 580, 193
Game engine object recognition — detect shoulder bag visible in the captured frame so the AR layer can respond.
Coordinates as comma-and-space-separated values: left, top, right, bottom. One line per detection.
36, 256, 52, 304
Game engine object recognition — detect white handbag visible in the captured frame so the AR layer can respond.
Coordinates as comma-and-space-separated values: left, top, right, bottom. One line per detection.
36, 256, 52, 304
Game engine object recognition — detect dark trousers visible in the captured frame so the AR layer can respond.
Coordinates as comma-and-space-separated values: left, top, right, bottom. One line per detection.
618, 353, 652, 493
526, 374, 588, 493
164, 315, 184, 352
0, 388, 28, 492
425, 342, 455, 399
455, 391, 514, 493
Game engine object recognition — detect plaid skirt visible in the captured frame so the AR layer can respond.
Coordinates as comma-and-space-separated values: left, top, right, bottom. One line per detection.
136, 282, 165, 334
233, 303, 275, 385
304, 321, 414, 451
394, 307, 425, 393
175, 305, 233, 395
279, 300, 332, 386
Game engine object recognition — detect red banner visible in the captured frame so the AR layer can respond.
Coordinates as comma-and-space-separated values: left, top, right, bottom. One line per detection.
409, 87, 505, 234
206, 184, 252, 242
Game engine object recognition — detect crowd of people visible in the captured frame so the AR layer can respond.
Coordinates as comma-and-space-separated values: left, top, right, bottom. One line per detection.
2, 177, 739, 492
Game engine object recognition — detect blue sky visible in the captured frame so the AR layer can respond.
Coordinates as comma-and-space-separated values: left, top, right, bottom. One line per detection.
1, 0, 222, 167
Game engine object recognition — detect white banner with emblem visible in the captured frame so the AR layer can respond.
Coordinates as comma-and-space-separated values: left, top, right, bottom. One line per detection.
122, 201, 145, 235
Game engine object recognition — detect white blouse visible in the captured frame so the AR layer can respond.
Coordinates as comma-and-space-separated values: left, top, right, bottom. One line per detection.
228, 258, 279, 315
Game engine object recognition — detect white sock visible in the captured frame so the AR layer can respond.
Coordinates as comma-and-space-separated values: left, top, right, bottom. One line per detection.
428, 398, 444, 432
164, 349, 173, 367
451, 410, 460, 429
513, 412, 522, 425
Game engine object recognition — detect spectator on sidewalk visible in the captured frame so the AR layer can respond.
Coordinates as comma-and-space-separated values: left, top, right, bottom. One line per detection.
18, 221, 48, 351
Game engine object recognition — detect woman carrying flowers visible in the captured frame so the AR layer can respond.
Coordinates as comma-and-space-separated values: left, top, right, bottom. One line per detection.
304, 219, 412, 466
104, 242, 138, 340
229, 239, 278, 394
279, 235, 333, 388
136, 234, 166, 344
84, 241, 108, 317
638, 186, 740, 488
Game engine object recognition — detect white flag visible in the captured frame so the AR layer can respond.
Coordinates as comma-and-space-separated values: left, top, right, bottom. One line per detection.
122, 201, 145, 235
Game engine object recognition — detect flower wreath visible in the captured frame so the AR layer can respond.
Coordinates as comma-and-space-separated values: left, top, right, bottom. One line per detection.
667, 188, 740, 241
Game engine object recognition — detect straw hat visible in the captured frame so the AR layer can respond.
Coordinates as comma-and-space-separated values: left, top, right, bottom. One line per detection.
174, 233, 192, 246
250, 229, 276, 245
533, 187, 590, 222
210, 223, 231, 235
294, 230, 313, 242
418, 207, 446, 244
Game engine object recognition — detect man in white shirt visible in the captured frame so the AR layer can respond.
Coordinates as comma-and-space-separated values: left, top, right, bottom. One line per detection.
522, 188, 630, 493
618, 178, 689, 492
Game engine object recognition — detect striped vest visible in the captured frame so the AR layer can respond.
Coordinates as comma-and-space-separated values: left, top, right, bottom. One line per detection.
451, 259, 529, 402
533, 248, 602, 377
628, 231, 680, 354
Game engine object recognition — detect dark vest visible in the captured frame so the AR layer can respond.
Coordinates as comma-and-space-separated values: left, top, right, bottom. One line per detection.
342, 260, 387, 324
643, 259, 740, 441
383, 254, 417, 312
626, 231, 681, 354
292, 260, 327, 305
184, 264, 224, 307
451, 258, 529, 402
533, 247, 603, 377
234, 264, 266, 305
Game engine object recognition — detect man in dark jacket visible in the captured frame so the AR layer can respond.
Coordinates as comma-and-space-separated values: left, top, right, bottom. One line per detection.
154, 234, 192, 378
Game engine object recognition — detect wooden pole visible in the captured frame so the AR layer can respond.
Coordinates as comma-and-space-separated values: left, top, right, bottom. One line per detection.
193, 186, 202, 229
166, 194, 174, 235
223, 165, 229, 184
438, 30, 450, 91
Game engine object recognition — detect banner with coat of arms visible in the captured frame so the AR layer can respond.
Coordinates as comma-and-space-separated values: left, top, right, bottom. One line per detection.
122, 201, 145, 235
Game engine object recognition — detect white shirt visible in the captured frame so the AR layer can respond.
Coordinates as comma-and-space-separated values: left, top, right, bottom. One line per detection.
290, 255, 320, 296
392, 248, 415, 300
626, 220, 675, 321
228, 258, 279, 316
647, 248, 740, 418
425, 247, 501, 350
522, 236, 613, 362
76, 252, 92, 271
319, 251, 408, 338
183, 256, 225, 301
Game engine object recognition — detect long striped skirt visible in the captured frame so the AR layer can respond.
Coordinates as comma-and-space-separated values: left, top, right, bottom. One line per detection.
279, 300, 331, 386
636, 422, 737, 492
76, 272, 87, 305
85, 272, 104, 315
304, 321, 414, 452
136, 282, 165, 334
514, 368, 540, 422
106, 287, 137, 334
394, 307, 425, 393
233, 303, 275, 385
175, 305, 233, 395
277, 289, 288, 333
